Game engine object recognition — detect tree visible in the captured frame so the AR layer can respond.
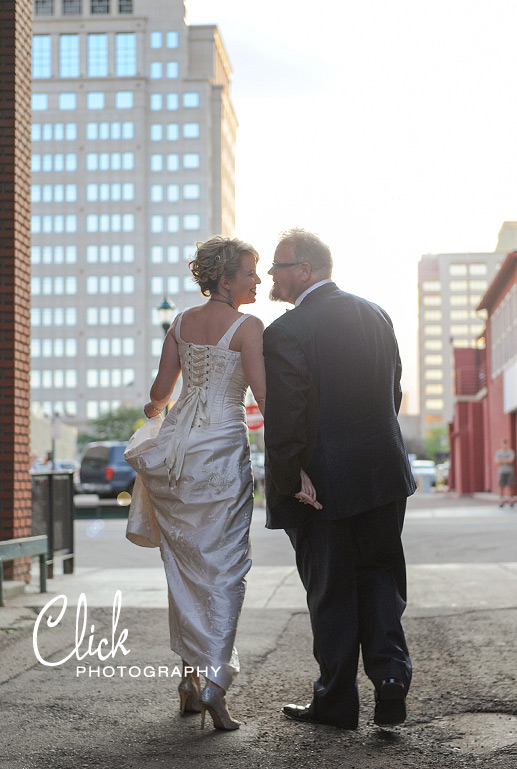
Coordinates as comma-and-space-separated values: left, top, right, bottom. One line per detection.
424, 425, 449, 462
78, 406, 145, 452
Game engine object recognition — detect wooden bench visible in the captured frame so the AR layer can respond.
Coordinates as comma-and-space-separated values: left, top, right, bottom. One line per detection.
0, 535, 48, 607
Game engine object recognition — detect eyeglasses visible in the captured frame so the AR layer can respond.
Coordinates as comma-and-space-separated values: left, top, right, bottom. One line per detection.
270, 261, 304, 274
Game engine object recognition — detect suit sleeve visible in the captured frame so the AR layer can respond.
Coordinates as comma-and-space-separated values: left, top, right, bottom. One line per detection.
378, 306, 403, 415
263, 324, 311, 497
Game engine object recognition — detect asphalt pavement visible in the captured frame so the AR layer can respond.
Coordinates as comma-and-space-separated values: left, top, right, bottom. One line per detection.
1, 491, 517, 769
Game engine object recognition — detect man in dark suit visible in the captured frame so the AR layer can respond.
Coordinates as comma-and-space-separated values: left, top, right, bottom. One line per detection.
263, 229, 416, 730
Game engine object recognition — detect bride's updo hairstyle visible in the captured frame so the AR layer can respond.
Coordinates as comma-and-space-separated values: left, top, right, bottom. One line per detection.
189, 235, 259, 297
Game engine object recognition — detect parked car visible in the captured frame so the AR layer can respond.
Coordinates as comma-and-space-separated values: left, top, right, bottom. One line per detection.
77, 441, 135, 498
411, 459, 437, 488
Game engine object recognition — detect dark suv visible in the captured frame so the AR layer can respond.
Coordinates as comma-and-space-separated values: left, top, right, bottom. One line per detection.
78, 441, 136, 498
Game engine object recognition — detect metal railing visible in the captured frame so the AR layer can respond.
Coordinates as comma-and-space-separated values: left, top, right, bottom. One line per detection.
31, 471, 75, 578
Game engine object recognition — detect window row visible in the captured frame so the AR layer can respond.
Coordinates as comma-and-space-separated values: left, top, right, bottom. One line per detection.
86, 152, 134, 170
32, 90, 133, 111
86, 306, 135, 325
86, 275, 135, 294
86, 120, 134, 139
150, 184, 200, 202
450, 280, 488, 292
32, 154, 77, 172
31, 369, 78, 389
31, 276, 77, 295
31, 308, 77, 326
86, 244, 134, 263
33, 33, 136, 79
150, 214, 200, 233
32, 123, 77, 141
449, 263, 488, 277
86, 369, 135, 387
31, 338, 77, 358
150, 153, 199, 171
150, 32, 179, 49
86, 337, 135, 356
85, 400, 124, 420
150, 123, 199, 141
32, 185, 77, 203
86, 214, 134, 232
35, 1, 134, 18
86, 183, 134, 201
151, 276, 179, 295
150, 93, 199, 111
150, 62, 179, 79
31, 215, 77, 234
150, 245, 196, 264
32, 401, 78, 418
31, 246, 77, 264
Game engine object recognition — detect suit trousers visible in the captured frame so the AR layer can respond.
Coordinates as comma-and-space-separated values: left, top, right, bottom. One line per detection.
285, 498, 412, 728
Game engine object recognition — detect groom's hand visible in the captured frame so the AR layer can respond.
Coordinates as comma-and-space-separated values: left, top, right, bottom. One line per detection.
296, 470, 323, 509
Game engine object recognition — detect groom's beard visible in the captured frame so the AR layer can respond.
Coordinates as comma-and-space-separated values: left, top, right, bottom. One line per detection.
269, 284, 285, 302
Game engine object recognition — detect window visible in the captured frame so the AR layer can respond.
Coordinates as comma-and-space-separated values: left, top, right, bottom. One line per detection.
183, 244, 195, 262
32, 94, 48, 111
183, 183, 200, 199
470, 280, 487, 291
122, 183, 134, 200
424, 325, 441, 336
450, 280, 467, 291
150, 154, 163, 172
33, 36, 51, 78
116, 33, 136, 76
151, 215, 163, 233
91, 0, 109, 13
184, 276, 198, 292
32, 124, 42, 141
119, 0, 132, 12
88, 34, 108, 77
424, 339, 442, 350
150, 32, 162, 48
122, 152, 134, 169
59, 93, 76, 110
35, 0, 54, 15
166, 32, 178, 48
167, 184, 179, 201
150, 185, 163, 202
167, 154, 179, 171
422, 281, 440, 292
166, 123, 179, 140
150, 62, 162, 79
66, 154, 77, 171
183, 92, 199, 108
87, 92, 105, 109
63, 0, 82, 14
151, 277, 163, 294
451, 325, 469, 336
425, 384, 443, 395
449, 264, 467, 277
59, 35, 79, 78
167, 215, 179, 232
469, 263, 487, 276
425, 399, 444, 411
166, 62, 178, 78
122, 121, 134, 138
116, 91, 133, 109
183, 214, 200, 230
65, 123, 77, 140
424, 354, 443, 365
166, 93, 179, 110
424, 310, 441, 321
151, 246, 163, 263
450, 310, 469, 321
183, 153, 199, 169
183, 123, 199, 138
168, 277, 179, 294
450, 295, 467, 306
150, 94, 163, 111
168, 246, 179, 263
150, 124, 163, 141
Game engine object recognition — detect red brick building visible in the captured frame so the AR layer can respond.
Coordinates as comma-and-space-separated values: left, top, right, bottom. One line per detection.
449, 252, 517, 494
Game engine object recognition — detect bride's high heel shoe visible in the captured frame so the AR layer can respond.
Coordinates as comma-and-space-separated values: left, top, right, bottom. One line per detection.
178, 675, 201, 715
199, 685, 240, 731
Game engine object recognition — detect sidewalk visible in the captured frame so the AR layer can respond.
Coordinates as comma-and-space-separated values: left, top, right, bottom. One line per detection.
1, 503, 517, 768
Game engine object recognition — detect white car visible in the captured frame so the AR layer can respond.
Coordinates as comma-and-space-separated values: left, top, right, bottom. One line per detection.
411, 460, 437, 487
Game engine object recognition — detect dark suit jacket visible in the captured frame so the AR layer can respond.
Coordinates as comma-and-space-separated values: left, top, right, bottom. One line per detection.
263, 282, 416, 529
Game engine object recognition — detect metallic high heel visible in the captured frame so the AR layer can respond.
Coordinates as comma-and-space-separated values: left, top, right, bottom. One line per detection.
178, 675, 201, 715
199, 685, 240, 731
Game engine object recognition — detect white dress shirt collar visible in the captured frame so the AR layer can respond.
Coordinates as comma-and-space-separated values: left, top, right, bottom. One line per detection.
295, 279, 333, 307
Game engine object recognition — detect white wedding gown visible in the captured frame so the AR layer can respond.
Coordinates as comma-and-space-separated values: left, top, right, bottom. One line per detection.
124, 312, 254, 690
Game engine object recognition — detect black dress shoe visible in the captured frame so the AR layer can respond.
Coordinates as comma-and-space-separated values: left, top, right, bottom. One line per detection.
374, 678, 406, 727
282, 704, 319, 723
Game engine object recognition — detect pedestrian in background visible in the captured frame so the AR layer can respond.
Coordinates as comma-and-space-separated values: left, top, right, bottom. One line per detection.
495, 438, 516, 508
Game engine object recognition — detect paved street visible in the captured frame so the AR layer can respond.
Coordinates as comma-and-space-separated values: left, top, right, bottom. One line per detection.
1, 491, 517, 768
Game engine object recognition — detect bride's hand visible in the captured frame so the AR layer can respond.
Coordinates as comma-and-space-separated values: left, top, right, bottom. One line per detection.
144, 402, 162, 419
295, 470, 323, 510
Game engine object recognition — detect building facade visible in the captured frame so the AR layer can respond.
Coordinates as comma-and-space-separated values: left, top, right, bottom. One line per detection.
449, 252, 517, 494
30, 0, 236, 429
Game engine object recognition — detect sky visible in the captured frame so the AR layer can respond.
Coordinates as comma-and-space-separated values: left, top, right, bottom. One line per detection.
186, 0, 517, 413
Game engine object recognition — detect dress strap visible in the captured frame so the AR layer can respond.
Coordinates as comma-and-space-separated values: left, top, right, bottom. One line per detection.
217, 314, 251, 349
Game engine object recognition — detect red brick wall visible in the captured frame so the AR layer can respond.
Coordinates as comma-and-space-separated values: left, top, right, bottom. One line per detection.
0, 0, 33, 581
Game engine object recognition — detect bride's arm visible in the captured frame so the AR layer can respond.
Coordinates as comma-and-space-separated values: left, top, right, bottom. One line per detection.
144, 323, 182, 417
240, 316, 266, 415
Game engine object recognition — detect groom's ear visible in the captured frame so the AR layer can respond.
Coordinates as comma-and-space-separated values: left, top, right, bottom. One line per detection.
299, 262, 312, 282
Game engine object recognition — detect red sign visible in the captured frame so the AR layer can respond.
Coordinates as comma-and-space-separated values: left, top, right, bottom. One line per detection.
245, 404, 264, 430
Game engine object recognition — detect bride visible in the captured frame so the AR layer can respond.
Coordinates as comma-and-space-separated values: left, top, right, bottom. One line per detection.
124, 236, 266, 730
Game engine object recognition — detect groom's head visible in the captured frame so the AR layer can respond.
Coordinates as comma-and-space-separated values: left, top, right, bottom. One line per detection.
269, 229, 333, 304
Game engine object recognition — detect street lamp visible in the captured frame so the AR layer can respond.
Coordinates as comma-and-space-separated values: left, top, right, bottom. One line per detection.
157, 296, 176, 336
156, 297, 176, 414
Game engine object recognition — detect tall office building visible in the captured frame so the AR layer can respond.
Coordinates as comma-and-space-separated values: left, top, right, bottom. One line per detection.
30, 0, 236, 429
418, 223, 517, 436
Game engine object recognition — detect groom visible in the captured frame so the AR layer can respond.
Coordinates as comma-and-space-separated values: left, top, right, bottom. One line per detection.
263, 229, 416, 729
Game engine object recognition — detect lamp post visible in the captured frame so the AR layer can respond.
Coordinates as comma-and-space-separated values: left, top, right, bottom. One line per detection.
156, 297, 176, 414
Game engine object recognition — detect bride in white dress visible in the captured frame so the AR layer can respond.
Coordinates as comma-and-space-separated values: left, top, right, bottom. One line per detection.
124, 236, 266, 730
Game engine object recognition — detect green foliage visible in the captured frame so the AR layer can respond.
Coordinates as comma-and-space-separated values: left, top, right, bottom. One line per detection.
77, 406, 144, 453
424, 425, 449, 462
